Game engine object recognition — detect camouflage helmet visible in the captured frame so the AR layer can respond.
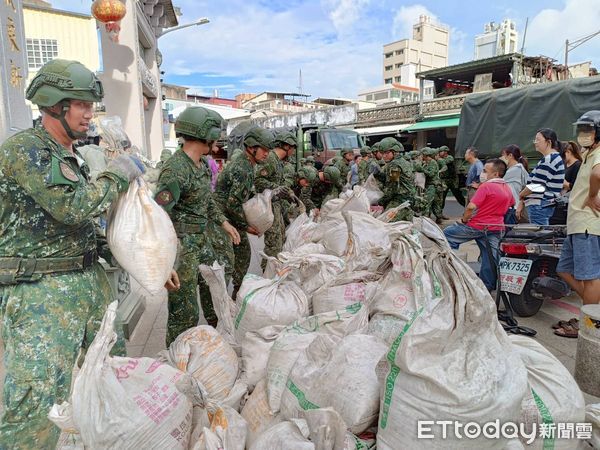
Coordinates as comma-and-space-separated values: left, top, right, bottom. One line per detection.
244, 126, 274, 149
297, 167, 317, 183
341, 148, 354, 156
438, 145, 450, 153
379, 137, 404, 153
305, 155, 316, 164
322, 165, 341, 184
422, 147, 437, 157
273, 130, 297, 147
175, 106, 225, 141
26, 59, 103, 107
360, 146, 372, 156
371, 142, 381, 153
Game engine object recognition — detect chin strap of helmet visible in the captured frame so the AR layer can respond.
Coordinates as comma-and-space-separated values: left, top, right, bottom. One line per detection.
43, 101, 86, 140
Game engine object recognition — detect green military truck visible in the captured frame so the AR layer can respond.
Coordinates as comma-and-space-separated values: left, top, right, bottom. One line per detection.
455, 75, 600, 161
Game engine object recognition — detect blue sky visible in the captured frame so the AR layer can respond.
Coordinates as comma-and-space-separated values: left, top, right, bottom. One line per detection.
54, 0, 600, 100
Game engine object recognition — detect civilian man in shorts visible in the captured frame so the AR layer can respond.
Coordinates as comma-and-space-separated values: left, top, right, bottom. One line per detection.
555, 111, 600, 338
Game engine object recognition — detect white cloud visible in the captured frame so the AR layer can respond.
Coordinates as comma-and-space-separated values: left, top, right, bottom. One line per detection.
391, 4, 438, 41
321, 0, 372, 32
525, 0, 600, 66
159, 0, 383, 98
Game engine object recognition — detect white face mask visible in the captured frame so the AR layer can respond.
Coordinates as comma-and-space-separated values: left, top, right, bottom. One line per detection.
479, 172, 488, 183
500, 156, 509, 164
577, 131, 595, 148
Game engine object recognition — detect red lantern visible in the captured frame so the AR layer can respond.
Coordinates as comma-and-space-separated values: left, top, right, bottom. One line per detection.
91, 0, 127, 43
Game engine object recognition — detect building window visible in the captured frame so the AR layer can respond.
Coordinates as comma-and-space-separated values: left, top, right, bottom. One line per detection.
395, 50, 404, 56
26, 38, 58, 69
385, 52, 393, 58
384, 78, 392, 84
395, 63, 402, 69
366, 94, 373, 101
385, 65, 393, 71
394, 76, 401, 82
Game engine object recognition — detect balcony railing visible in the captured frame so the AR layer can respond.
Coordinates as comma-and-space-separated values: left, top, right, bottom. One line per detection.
356, 93, 467, 126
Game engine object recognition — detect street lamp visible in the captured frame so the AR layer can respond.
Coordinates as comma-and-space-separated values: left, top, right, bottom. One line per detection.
158, 17, 210, 38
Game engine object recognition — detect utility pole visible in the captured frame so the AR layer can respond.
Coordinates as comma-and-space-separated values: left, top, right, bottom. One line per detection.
564, 29, 600, 74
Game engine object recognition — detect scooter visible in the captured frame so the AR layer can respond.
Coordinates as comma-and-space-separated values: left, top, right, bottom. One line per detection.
496, 221, 570, 318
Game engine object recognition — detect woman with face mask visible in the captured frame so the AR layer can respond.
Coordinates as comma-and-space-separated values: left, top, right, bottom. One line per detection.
517, 128, 565, 225
500, 144, 529, 224
550, 141, 583, 224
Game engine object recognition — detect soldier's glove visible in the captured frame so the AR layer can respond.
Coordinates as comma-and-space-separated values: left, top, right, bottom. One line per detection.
105, 155, 145, 182
271, 186, 294, 201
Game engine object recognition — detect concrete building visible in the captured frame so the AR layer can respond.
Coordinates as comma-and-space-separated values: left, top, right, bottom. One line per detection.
242, 91, 320, 114
383, 15, 449, 88
474, 19, 518, 60
22, 0, 100, 117
358, 83, 421, 106
99, 0, 178, 161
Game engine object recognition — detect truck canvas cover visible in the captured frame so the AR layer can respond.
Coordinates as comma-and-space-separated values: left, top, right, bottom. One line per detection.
455, 76, 600, 158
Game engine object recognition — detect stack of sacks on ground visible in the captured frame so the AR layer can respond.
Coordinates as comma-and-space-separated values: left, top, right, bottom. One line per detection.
52, 190, 589, 449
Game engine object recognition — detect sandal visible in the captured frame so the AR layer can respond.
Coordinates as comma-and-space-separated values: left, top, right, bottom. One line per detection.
552, 318, 578, 330
554, 320, 579, 338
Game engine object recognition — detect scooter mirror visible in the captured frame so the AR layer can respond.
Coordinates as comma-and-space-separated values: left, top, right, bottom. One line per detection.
526, 183, 546, 194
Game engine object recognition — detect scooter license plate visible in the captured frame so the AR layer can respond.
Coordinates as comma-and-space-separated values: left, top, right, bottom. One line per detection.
499, 257, 533, 295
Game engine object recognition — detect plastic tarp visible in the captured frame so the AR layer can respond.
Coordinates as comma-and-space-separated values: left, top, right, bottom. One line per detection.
455, 76, 600, 158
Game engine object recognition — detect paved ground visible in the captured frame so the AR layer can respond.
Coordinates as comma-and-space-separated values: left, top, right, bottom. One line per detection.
1, 196, 598, 415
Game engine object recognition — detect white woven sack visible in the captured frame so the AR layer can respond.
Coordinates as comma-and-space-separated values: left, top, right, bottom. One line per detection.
241, 325, 284, 390
509, 335, 586, 450
243, 189, 274, 235
167, 326, 239, 402
312, 271, 380, 315
283, 212, 319, 252
280, 334, 388, 434
266, 302, 369, 414
199, 262, 240, 353
234, 272, 309, 343
276, 252, 345, 296
248, 419, 314, 450
320, 185, 370, 219
51, 302, 194, 449
241, 379, 282, 447
363, 174, 383, 205
368, 231, 433, 345
376, 235, 528, 450
107, 178, 177, 294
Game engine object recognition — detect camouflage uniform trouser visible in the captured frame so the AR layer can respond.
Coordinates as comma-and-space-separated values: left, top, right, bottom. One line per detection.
261, 202, 285, 272
167, 231, 223, 345
431, 184, 444, 219
0, 263, 121, 450
233, 232, 251, 294
208, 222, 235, 285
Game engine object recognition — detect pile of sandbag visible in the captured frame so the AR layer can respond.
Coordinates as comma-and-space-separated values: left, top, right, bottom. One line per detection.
57, 197, 590, 450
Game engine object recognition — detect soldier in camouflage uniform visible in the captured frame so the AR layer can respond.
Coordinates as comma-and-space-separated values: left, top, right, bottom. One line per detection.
304, 155, 316, 168
421, 147, 445, 223
358, 146, 372, 184
0, 60, 144, 449
155, 106, 240, 342
438, 145, 466, 207
333, 148, 353, 185
376, 137, 415, 221
255, 131, 296, 270
295, 166, 318, 212
311, 165, 342, 209
215, 126, 273, 295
